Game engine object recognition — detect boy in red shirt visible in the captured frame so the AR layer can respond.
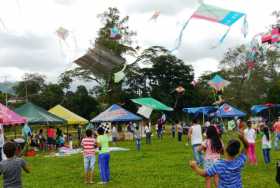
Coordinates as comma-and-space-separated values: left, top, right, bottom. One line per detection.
81, 129, 96, 184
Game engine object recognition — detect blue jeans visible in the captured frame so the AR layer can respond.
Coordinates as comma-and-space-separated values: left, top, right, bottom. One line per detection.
84, 155, 96, 172
98, 153, 110, 182
262, 149, 270, 164
157, 129, 163, 139
136, 138, 141, 151
192, 144, 203, 165
275, 133, 280, 150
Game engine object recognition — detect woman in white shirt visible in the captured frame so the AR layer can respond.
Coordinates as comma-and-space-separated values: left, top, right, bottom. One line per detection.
244, 121, 257, 165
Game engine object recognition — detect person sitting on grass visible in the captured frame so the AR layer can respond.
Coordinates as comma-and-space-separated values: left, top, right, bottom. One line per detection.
97, 127, 111, 184
0, 142, 30, 188
189, 130, 249, 188
81, 129, 96, 184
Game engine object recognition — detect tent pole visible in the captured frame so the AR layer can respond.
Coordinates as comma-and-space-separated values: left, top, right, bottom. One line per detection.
14, 125, 16, 139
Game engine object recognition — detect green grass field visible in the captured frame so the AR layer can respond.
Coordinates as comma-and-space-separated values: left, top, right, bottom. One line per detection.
1, 132, 279, 188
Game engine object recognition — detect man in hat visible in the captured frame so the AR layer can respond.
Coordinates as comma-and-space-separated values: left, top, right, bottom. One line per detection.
273, 117, 280, 150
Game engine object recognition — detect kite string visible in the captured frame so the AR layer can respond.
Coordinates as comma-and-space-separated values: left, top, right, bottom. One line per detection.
171, 16, 192, 52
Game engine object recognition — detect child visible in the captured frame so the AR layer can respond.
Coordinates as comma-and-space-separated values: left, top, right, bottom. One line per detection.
97, 127, 110, 184
0, 142, 30, 188
244, 121, 257, 165
134, 126, 141, 151
177, 121, 183, 142
261, 126, 271, 164
171, 123, 176, 139
200, 126, 223, 188
81, 129, 96, 184
190, 130, 249, 188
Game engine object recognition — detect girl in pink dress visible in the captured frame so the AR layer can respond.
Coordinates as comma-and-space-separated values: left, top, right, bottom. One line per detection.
200, 126, 224, 188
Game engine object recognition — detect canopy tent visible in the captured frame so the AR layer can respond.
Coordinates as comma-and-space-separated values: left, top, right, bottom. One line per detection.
131, 97, 173, 111
182, 106, 217, 117
91, 104, 142, 123
251, 103, 280, 115
215, 103, 246, 118
49, 105, 88, 125
0, 103, 26, 125
15, 102, 66, 125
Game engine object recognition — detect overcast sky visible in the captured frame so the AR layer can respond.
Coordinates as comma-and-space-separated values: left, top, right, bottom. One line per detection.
0, 0, 278, 82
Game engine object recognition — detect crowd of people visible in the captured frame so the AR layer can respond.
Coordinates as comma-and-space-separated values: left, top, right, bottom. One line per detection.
0, 114, 280, 187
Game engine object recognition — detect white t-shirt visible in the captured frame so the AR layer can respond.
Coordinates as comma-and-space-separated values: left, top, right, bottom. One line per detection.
144, 126, 150, 133
191, 124, 202, 145
205, 121, 210, 127
262, 134, 271, 149
244, 128, 256, 143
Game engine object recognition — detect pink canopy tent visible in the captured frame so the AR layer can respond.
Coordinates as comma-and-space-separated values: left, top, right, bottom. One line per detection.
0, 103, 26, 125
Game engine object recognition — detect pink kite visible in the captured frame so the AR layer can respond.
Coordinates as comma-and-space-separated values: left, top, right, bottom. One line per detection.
0, 103, 26, 125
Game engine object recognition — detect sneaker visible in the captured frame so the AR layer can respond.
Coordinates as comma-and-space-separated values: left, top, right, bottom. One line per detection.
98, 182, 107, 185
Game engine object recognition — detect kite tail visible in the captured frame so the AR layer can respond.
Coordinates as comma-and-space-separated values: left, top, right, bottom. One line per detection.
242, 15, 248, 38
211, 27, 231, 49
171, 16, 192, 52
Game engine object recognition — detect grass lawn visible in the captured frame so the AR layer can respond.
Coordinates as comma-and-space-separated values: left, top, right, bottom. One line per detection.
0, 132, 278, 188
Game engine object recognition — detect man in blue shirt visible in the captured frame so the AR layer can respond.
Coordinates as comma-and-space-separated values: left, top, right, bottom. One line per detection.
189, 130, 249, 188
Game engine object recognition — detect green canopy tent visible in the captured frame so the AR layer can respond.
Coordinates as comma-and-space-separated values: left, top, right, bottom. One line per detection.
15, 102, 66, 125
131, 97, 173, 111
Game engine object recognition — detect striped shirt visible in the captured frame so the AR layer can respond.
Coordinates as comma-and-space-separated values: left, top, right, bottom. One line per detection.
81, 137, 96, 156
206, 153, 247, 188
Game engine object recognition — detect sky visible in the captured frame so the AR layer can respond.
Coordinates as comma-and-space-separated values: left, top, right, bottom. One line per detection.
0, 0, 278, 83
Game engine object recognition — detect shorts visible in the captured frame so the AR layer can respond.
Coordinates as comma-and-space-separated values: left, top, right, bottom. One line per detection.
84, 155, 96, 172
47, 137, 55, 145
203, 159, 216, 170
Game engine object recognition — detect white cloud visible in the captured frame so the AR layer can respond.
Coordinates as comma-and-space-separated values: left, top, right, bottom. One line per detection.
0, 0, 278, 83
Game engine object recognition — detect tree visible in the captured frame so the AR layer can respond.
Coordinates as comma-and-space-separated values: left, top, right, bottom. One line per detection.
13, 73, 46, 101
62, 86, 100, 119
124, 46, 195, 120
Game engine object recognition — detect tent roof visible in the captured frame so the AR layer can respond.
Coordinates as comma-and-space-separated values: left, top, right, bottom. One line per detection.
91, 104, 142, 123
251, 104, 280, 115
49, 105, 88, 125
131, 97, 173, 111
15, 102, 66, 125
0, 103, 26, 125
216, 103, 246, 118
182, 106, 217, 116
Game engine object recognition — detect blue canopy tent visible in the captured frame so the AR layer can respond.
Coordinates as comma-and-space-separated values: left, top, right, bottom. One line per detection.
182, 106, 217, 117
251, 104, 280, 122
216, 103, 246, 118
91, 104, 142, 123
182, 106, 217, 124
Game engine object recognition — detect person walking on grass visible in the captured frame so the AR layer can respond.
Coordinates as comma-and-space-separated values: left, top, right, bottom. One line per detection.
244, 121, 257, 165
134, 126, 141, 151
81, 129, 96, 184
261, 126, 271, 164
273, 117, 280, 150
171, 123, 176, 139
190, 130, 249, 188
144, 123, 151, 144
177, 121, 183, 142
97, 127, 110, 184
0, 142, 30, 188
188, 119, 203, 166
200, 126, 224, 188
112, 125, 118, 145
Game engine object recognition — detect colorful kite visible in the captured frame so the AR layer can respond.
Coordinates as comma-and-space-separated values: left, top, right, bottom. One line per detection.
56, 27, 69, 41
149, 10, 160, 21
208, 75, 230, 91
208, 75, 230, 105
110, 27, 122, 40
172, 3, 247, 51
